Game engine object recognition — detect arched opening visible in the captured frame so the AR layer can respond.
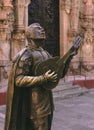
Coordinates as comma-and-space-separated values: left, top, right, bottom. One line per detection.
28, 0, 60, 56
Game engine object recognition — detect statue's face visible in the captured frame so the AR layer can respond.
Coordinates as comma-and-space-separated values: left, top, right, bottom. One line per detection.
27, 23, 46, 48
26, 23, 46, 40
31, 24, 46, 40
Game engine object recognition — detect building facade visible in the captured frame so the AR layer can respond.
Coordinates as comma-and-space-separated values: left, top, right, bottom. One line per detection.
0, 0, 94, 91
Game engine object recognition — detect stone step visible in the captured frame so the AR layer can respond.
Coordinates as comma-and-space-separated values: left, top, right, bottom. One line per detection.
53, 81, 79, 92
53, 79, 94, 100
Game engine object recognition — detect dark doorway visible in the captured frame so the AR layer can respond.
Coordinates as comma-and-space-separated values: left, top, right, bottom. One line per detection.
28, 0, 60, 56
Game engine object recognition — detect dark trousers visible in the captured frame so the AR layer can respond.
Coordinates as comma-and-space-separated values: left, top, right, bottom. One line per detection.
26, 113, 53, 130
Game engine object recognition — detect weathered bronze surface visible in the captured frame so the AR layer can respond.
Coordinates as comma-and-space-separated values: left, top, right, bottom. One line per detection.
34, 35, 83, 89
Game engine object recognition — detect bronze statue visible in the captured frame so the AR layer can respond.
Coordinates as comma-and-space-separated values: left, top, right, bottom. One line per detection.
4, 23, 84, 130
33, 35, 83, 90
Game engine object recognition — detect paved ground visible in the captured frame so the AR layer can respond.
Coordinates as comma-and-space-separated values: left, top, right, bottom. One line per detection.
0, 79, 94, 130
52, 91, 94, 130
0, 105, 5, 129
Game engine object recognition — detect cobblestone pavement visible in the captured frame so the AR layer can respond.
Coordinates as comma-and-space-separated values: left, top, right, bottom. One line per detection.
0, 79, 94, 130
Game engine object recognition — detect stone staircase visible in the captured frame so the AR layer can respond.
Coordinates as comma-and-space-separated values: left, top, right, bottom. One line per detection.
52, 79, 94, 100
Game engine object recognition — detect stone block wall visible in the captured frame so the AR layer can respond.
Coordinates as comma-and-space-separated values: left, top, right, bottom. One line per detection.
60, 0, 94, 76
0, 0, 30, 92
0, 0, 94, 92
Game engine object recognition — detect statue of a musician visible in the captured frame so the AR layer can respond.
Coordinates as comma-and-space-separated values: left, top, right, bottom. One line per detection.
4, 23, 83, 130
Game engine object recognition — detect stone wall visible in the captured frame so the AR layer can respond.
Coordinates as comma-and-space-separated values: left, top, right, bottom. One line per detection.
0, 0, 13, 91
0, 0, 94, 91
0, 0, 30, 91
60, 0, 94, 76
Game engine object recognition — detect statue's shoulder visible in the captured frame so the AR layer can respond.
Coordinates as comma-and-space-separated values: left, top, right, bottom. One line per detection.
12, 48, 27, 63
20, 48, 34, 62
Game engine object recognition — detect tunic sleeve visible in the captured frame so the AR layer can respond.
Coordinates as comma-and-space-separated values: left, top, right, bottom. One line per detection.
15, 57, 46, 87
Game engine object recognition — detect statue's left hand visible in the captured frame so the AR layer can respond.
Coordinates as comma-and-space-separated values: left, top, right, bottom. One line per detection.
44, 70, 58, 83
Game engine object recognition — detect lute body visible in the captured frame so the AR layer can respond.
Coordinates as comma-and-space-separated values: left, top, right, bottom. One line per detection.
34, 35, 83, 89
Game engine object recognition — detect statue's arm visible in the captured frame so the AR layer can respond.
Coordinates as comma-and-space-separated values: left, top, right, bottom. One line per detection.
15, 58, 47, 87
16, 75, 46, 87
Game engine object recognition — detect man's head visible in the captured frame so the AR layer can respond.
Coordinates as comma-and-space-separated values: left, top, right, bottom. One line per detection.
26, 23, 46, 40
26, 23, 46, 48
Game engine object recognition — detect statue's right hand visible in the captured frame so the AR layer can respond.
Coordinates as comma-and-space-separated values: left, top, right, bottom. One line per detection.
44, 70, 57, 83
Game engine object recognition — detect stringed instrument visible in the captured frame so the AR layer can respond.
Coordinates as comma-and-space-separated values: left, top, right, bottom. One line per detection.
34, 35, 83, 90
